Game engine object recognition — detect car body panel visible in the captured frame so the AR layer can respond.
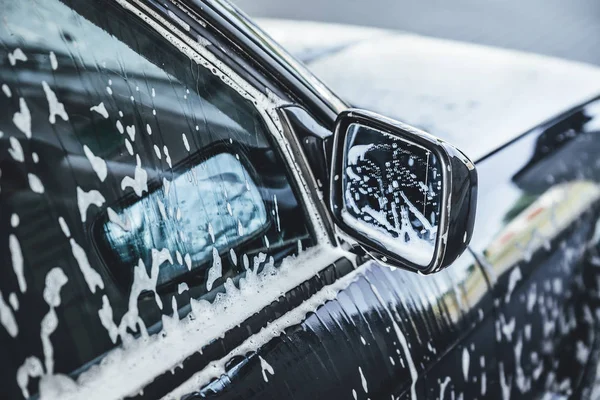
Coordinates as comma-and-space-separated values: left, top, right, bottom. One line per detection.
169, 254, 494, 400
2, 1, 600, 400
258, 18, 600, 161
472, 98, 600, 398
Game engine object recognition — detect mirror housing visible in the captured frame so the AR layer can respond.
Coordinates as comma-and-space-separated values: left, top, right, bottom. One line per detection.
330, 109, 477, 274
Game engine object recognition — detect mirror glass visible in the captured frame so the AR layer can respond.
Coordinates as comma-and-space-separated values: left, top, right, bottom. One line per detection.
341, 123, 443, 266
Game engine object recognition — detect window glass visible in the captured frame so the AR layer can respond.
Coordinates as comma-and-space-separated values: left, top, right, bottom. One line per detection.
103, 152, 269, 287
0, 0, 312, 398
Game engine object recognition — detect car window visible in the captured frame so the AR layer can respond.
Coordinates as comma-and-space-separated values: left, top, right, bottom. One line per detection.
0, 0, 313, 398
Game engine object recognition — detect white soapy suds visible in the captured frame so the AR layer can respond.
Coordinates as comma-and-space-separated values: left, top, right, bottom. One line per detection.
58, 246, 348, 400
42, 81, 69, 124
359, 366, 368, 393
9, 234, 26, 292
8, 137, 24, 162
158, 200, 167, 219
49, 51, 58, 70
11, 213, 20, 227
274, 194, 281, 232
505, 267, 522, 303
83, 145, 108, 182
8, 136, 25, 162
107, 208, 131, 231
154, 144, 162, 159
28, 173, 45, 193
41, 268, 68, 374
98, 295, 119, 343
2, 83, 12, 97
77, 186, 106, 223
90, 102, 109, 119
177, 282, 189, 294
126, 125, 136, 141
13, 97, 32, 138
526, 284, 537, 313
0, 290, 18, 337
576, 340, 590, 364
70, 239, 104, 293
462, 347, 470, 381
182, 133, 190, 151
17, 357, 43, 398
499, 362, 512, 400
439, 376, 451, 400
9, 292, 19, 311
206, 247, 222, 291
481, 360, 487, 396
167, 9, 190, 31
100, 249, 173, 345
369, 283, 418, 400
121, 155, 148, 197
552, 278, 562, 295
58, 217, 71, 238
208, 223, 215, 243
163, 145, 172, 168
259, 356, 274, 383
125, 138, 134, 155
8, 48, 27, 65
514, 334, 529, 393
500, 314, 516, 342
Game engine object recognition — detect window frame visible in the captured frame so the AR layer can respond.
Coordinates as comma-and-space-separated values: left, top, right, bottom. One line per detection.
120, 0, 333, 244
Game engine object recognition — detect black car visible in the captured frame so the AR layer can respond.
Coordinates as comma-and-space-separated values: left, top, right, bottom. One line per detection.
1, 0, 600, 399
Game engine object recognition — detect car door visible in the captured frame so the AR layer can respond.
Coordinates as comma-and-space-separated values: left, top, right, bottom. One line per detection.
0, 0, 327, 397
471, 99, 600, 399
1, 1, 495, 400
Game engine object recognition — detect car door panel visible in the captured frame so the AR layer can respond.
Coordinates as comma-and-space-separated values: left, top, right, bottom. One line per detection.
174, 251, 493, 399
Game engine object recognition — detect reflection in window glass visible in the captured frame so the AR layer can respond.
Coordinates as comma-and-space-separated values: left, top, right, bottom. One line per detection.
104, 153, 268, 286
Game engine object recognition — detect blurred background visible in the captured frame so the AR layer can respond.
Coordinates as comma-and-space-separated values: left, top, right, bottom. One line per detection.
233, 0, 600, 66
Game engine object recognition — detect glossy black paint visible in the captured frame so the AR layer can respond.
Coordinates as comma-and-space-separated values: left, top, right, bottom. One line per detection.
471, 97, 600, 398
2, 0, 600, 399
184, 253, 493, 400
278, 105, 333, 196
329, 109, 478, 273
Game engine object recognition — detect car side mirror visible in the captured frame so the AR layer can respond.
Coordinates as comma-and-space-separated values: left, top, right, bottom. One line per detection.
330, 109, 477, 274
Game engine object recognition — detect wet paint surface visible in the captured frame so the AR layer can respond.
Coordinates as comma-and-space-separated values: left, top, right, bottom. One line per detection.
469, 99, 600, 399
2, 0, 600, 399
